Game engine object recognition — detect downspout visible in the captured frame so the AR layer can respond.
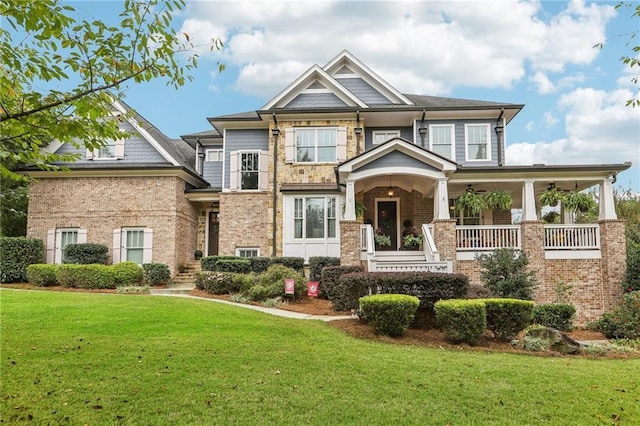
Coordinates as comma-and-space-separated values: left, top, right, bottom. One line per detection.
419, 110, 427, 148
354, 111, 362, 155
495, 108, 505, 166
196, 138, 205, 176
271, 114, 280, 257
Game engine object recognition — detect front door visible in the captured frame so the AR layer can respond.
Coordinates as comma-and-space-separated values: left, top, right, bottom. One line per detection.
208, 211, 219, 256
376, 200, 398, 251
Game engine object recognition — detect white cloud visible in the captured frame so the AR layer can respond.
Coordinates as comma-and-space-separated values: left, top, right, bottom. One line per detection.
178, 0, 615, 98
543, 111, 559, 127
530, 71, 555, 94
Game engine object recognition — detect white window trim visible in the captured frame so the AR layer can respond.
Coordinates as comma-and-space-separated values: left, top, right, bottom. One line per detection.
292, 195, 339, 241
52, 228, 86, 264
238, 150, 261, 191
428, 124, 455, 160
372, 130, 401, 145
206, 149, 223, 162
114, 227, 153, 265
235, 247, 260, 257
294, 127, 338, 163
464, 123, 491, 162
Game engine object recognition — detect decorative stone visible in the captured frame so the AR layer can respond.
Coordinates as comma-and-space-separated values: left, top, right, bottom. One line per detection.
527, 327, 581, 354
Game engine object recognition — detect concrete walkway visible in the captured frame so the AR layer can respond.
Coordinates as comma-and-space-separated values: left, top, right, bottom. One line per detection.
151, 293, 352, 322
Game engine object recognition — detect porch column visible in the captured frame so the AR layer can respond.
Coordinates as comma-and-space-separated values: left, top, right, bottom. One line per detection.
434, 178, 450, 220
344, 179, 356, 221
432, 219, 456, 262
340, 220, 362, 267
522, 180, 538, 221
598, 176, 617, 220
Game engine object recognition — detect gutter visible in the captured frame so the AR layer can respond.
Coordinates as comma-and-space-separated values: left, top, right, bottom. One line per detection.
271, 114, 280, 257
495, 108, 505, 167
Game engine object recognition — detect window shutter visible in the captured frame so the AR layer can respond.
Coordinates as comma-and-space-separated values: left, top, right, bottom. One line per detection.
77, 229, 87, 244
112, 229, 121, 264
229, 151, 238, 191
284, 128, 295, 163
85, 149, 94, 160
115, 139, 125, 159
143, 228, 153, 264
259, 151, 269, 191
46, 229, 55, 264
336, 127, 347, 162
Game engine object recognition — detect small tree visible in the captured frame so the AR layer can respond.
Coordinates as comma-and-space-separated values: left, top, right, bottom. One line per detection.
476, 248, 538, 300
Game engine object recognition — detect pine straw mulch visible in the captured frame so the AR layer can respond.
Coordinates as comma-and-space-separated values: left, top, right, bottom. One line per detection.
3, 283, 637, 359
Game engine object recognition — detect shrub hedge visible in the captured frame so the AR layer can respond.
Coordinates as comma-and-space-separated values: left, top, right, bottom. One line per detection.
142, 263, 171, 285
26, 264, 58, 287
270, 257, 305, 274
56, 264, 116, 289
112, 262, 144, 286
359, 294, 420, 337
200, 256, 239, 271
532, 304, 576, 331
434, 299, 487, 345
249, 257, 272, 274
309, 256, 340, 282
484, 298, 534, 340
216, 259, 252, 274
320, 265, 364, 311
194, 271, 240, 294
595, 291, 640, 339
0, 237, 44, 283
252, 264, 306, 300
63, 243, 109, 264
201, 256, 305, 275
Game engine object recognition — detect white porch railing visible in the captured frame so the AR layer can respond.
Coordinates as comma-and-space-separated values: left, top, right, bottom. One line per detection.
422, 223, 440, 262
544, 224, 600, 250
456, 225, 521, 251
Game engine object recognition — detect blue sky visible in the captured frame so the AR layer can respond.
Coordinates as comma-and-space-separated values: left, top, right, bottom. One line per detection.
70, 0, 638, 190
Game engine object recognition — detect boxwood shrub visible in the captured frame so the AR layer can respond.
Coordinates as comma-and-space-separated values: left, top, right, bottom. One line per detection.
251, 264, 306, 301
249, 257, 273, 274
201, 256, 240, 271
0, 237, 45, 283
26, 264, 58, 287
216, 259, 252, 274
359, 294, 420, 337
271, 257, 305, 274
434, 299, 487, 345
56, 264, 116, 289
194, 271, 239, 294
63, 243, 108, 264
142, 263, 171, 285
320, 265, 364, 311
484, 298, 534, 340
532, 304, 576, 331
112, 262, 144, 286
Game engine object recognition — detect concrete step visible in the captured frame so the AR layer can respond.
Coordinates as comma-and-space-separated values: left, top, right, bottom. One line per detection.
150, 287, 194, 295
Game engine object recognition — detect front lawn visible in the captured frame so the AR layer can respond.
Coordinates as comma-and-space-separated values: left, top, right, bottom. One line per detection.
1, 289, 639, 425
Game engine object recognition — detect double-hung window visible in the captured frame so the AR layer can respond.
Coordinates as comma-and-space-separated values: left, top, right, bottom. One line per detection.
372, 130, 400, 145
124, 229, 145, 264
206, 149, 223, 162
294, 197, 337, 239
465, 124, 491, 161
429, 124, 455, 160
240, 152, 259, 190
295, 128, 337, 162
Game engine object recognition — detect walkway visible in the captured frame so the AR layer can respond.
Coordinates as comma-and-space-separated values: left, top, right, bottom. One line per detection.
151, 293, 352, 322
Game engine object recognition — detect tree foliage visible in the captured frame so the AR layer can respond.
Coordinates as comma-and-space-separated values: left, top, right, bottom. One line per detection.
477, 248, 538, 300
0, 0, 223, 179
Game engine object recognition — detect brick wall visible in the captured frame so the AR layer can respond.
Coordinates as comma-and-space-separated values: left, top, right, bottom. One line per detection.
27, 176, 197, 275
340, 220, 361, 266
219, 192, 272, 256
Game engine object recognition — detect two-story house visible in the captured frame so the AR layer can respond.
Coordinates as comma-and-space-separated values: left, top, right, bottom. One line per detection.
25, 50, 630, 323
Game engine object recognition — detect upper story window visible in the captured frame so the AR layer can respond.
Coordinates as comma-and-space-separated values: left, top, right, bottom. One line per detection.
372, 130, 400, 145
465, 124, 491, 161
240, 152, 259, 190
296, 128, 337, 162
206, 149, 223, 162
86, 135, 125, 160
229, 150, 267, 192
429, 124, 455, 160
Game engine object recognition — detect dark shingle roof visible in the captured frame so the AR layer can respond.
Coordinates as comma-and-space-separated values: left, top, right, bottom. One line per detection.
404, 94, 521, 109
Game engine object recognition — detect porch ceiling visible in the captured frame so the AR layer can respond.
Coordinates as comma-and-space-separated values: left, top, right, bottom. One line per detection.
356, 174, 436, 196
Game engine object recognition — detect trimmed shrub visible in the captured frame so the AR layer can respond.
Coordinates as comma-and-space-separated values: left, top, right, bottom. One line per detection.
533, 304, 576, 331
624, 240, 640, 292
465, 283, 491, 299
309, 256, 340, 282
232, 273, 255, 293
595, 291, 640, 339
359, 294, 420, 337
0, 237, 44, 283
112, 262, 144, 286
320, 265, 363, 309
271, 257, 305, 274
200, 256, 240, 271
26, 264, 58, 287
434, 299, 487, 345
56, 264, 116, 289
216, 259, 252, 274
249, 257, 273, 274
63, 243, 108, 264
194, 271, 236, 294
332, 273, 371, 311
142, 263, 171, 285
477, 248, 538, 300
251, 264, 306, 301
484, 298, 534, 340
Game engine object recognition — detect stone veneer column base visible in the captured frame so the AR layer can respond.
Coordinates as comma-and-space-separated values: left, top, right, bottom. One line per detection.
340, 220, 362, 266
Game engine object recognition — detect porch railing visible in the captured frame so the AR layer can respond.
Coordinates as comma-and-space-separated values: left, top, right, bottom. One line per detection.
360, 224, 375, 255
422, 223, 440, 262
456, 225, 521, 251
544, 224, 600, 250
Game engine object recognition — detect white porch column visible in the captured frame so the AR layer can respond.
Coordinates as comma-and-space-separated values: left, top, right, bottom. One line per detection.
522, 180, 538, 221
434, 178, 450, 220
599, 176, 617, 220
344, 179, 356, 220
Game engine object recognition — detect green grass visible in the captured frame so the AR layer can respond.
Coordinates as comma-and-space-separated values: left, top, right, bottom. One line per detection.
1, 290, 639, 425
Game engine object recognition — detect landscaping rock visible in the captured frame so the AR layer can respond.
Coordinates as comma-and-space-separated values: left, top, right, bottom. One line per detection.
527, 327, 581, 354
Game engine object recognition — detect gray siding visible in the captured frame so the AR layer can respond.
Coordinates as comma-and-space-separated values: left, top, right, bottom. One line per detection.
338, 78, 391, 105
357, 151, 440, 173
202, 160, 223, 188
54, 120, 167, 164
223, 129, 269, 188
285, 93, 347, 108
364, 127, 414, 151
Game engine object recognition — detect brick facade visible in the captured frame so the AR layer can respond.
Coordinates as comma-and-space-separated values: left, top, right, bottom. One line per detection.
339, 220, 362, 266
27, 176, 198, 275
218, 192, 272, 257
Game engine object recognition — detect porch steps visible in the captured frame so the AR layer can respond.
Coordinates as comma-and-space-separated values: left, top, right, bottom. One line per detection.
171, 261, 201, 286
373, 251, 431, 272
